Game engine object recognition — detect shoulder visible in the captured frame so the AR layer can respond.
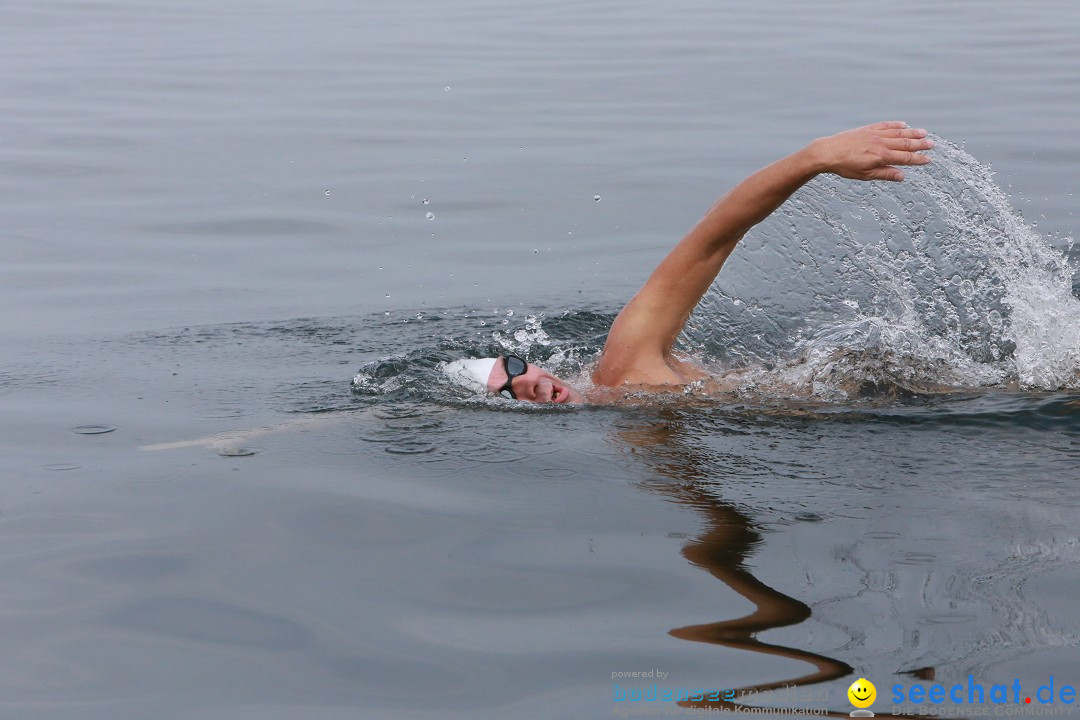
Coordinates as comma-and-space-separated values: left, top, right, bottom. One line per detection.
592, 350, 707, 389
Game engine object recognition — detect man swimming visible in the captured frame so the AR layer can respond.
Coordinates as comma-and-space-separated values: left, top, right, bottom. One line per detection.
444, 122, 934, 403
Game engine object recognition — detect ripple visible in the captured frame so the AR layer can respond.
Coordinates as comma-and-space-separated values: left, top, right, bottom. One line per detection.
112, 597, 311, 650
385, 442, 436, 455
218, 447, 257, 457
794, 512, 825, 522
71, 424, 116, 435
538, 467, 578, 479
865, 531, 902, 540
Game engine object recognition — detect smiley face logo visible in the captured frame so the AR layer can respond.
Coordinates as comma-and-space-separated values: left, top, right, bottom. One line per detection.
847, 678, 876, 709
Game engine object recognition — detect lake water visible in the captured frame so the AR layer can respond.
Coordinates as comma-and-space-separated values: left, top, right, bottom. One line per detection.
2, 0, 1078, 718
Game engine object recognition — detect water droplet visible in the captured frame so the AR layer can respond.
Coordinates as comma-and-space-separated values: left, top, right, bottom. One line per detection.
385, 293, 390, 298
594, 195, 601, 202
325, 190, 331, 196
444, 86, 451, 92
533, 248, 538, 254
506, 309, 514, 316
426, 212, 435, 220
422, 198, 429, 205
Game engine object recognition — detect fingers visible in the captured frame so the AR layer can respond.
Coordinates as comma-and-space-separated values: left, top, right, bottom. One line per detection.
867, 120, 908, 130
880, 127, 929, 139
868, 167, 905, 182
886, 149, 933, 166
883, 136, 935, 152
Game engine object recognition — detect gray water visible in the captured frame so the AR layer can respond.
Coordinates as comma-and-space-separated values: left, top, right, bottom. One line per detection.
2, 0, 1079, 718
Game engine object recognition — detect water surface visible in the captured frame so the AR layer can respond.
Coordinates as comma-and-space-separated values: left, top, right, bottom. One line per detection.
1, 0, 1079, 718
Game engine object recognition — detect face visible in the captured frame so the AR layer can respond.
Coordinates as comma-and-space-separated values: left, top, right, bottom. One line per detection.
487, 357, 584, 405
847, 678, 876, 709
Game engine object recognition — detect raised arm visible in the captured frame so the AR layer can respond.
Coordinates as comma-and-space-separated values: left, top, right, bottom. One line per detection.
593, 121, 934, 388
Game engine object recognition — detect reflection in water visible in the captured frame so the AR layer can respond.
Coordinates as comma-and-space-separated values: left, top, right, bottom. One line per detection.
615, 411, 931, 718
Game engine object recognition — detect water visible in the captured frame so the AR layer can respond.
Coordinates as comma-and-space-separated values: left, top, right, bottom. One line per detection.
2, 0, 1079, 718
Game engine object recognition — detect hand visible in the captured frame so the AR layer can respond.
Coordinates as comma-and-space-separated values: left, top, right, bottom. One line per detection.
809, 121, 933, 182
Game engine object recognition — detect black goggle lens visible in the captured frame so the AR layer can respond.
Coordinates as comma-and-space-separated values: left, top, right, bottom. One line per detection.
499, 355, 528, 399
505, 356, 526, 375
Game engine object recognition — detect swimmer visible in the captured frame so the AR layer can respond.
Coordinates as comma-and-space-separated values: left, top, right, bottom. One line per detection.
445, 121, 935, 403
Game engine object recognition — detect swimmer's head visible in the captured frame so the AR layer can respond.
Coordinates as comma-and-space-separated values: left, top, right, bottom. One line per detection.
443, 355, 584, 404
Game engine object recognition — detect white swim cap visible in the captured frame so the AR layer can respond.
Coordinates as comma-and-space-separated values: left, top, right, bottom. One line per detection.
443, 357, 498, 394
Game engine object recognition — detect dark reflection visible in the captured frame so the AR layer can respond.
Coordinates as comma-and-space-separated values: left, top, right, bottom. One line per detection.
614, 409, 934, 718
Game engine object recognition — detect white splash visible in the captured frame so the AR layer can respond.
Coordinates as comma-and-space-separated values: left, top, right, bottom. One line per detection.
685, 136, 1080, 396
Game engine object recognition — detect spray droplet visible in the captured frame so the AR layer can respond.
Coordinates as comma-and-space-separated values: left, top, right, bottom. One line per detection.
422, 198, 429, 205
444, 86, 451, 92
325, 190, 331, 196
594, 195, 601, 202
533, 248, 539, 254
426, 212, 435, 220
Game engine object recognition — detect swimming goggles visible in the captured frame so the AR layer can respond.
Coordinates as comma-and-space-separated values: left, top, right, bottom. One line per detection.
498, 355, 528, 399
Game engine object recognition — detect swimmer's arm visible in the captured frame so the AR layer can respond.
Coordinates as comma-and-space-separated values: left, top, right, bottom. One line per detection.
594, 122, 933, 385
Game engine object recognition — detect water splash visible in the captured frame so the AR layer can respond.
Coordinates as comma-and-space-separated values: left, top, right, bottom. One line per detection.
683, 136, 1080, 396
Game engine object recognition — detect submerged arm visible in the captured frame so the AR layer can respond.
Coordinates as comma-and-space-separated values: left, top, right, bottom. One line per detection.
594, 121, 933, 387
